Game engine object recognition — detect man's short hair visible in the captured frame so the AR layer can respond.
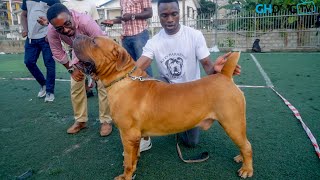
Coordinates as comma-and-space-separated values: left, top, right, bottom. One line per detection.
157, 0, 179, 7
47, 3, 70, 22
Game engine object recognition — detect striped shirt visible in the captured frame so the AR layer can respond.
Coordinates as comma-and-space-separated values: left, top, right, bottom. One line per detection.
120, 0, 151, 36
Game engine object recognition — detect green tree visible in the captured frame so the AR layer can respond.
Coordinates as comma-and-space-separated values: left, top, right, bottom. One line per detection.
197, 0, 216, 15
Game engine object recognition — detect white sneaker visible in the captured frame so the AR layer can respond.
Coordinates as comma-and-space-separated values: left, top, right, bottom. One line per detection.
44, 93, 55, 102
122, 138, 152, 156
140, 138, 152, 152
37, 85, 46, 98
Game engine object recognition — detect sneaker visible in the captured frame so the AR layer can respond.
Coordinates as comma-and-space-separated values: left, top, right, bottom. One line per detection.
37, 85, 46, 98
140, 138, 152, 152
122, 137, 152, 156
44, 93, 55, 102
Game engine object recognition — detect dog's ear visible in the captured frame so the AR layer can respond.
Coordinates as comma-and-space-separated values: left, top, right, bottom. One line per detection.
165, 58, 171, 68
113, 45, 128, 71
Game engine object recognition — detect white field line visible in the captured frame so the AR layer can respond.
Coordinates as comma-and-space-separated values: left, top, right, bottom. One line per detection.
250, 54, 274, 87
250, 53, 320, 159
0, 77, 70, 82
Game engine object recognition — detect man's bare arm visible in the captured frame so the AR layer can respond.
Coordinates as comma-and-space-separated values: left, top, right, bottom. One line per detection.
21, 10, 28, 37
136, 56, 152, 71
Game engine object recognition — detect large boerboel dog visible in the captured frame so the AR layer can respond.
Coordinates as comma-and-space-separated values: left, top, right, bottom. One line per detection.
73, 35, 253, 180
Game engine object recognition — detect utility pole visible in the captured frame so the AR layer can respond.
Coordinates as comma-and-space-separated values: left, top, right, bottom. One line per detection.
9, 0, 14, 25
182, 0, 185, 25
214, 0, 218, 46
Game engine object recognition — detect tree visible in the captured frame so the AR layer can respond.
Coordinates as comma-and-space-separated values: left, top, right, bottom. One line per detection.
197, 0, 216, 15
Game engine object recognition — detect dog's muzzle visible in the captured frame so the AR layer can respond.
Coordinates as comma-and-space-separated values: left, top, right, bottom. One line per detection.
74, 60, 96, 75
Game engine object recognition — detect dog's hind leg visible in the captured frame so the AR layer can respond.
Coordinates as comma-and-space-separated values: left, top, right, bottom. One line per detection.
218, 114, 253, 178
115, 129, 141, 180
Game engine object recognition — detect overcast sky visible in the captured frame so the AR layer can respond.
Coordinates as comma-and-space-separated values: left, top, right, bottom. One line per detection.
95, 0, 110, 6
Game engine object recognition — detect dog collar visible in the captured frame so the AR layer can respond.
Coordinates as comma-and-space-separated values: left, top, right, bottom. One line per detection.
105, 66, 137, 88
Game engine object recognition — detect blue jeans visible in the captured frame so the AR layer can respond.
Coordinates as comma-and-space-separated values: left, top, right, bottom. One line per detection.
179, 127, 200, 147
24, 37, 55, 94
122, 30, 153, 76
157, 76, 200, 147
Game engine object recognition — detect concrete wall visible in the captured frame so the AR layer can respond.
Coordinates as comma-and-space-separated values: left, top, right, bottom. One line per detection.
202, 29, 320, 51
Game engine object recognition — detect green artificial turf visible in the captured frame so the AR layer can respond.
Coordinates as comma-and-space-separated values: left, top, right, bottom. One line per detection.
0, 53, 319, 179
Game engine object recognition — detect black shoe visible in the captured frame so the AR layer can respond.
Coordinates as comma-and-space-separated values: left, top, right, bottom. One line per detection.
86, 90, 94, 98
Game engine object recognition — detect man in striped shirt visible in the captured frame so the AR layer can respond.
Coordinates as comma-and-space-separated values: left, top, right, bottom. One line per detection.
102, 0, 153, 76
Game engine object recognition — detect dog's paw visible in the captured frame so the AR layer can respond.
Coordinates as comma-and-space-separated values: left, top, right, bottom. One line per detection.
234, 155, 243, 163
114, 174, 134, 180
237, 166, 253, 179
114, 174, 125, 180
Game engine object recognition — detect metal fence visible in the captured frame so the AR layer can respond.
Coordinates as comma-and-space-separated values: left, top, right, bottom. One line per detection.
105, 11, 320, 51
1, 10, 320, 53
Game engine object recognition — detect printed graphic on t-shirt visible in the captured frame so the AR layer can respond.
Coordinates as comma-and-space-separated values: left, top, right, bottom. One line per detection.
161, 53, 186, 80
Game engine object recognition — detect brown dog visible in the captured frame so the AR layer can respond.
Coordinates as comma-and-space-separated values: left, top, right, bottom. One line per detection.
73, 35, 253, 180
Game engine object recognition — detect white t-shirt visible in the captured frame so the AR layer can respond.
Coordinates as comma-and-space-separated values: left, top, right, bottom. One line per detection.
64, 0, 100, 20
142, 25, 210, 83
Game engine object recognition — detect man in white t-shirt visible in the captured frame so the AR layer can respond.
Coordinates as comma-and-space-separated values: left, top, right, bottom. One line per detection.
136, 0, 241, 150
64, 0, 100, 97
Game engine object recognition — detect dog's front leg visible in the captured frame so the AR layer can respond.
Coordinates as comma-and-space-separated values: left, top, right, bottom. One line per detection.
115, 129, 141, 180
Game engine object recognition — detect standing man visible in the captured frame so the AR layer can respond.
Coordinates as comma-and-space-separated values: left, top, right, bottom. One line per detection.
101, 0, 153, 76
136, 0, 241, 149
63, 0, 100, 21
63, 0, 101, 97
46, 3, 112, 136
21, 0, 59, 102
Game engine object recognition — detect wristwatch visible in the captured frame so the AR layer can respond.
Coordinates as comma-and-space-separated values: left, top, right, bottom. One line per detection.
131, 14, 135, 21
67, 67, 75, 74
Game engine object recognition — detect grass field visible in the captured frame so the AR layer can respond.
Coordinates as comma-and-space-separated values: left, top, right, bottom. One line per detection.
0, 52, 320, 179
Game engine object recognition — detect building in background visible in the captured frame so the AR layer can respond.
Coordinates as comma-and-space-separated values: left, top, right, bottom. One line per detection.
0, 0, 23, 38
97, 0, 199, 23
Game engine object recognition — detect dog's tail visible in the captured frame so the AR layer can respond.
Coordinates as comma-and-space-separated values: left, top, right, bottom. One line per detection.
221, 51, 240, 79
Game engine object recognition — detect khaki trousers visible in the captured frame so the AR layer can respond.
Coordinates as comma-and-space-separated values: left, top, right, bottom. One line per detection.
70, 77, 112, 124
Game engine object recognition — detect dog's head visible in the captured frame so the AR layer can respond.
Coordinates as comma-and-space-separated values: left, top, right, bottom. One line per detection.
73, 35, 132, 77
165, 57, 183, 76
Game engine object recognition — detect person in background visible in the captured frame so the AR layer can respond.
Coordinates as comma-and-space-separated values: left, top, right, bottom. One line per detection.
21, 0, 60, 102
46, 3, 113, 136
101, 0, 153, 77
63, 0, 100, 97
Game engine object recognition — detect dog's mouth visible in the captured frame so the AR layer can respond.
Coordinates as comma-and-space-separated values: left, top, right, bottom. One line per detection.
74, 59, 96, 75
73, 35, 97, 75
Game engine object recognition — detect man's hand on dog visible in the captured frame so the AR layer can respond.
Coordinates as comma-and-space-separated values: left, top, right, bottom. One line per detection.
214, 52, 241, 75
71, 68, 85, 82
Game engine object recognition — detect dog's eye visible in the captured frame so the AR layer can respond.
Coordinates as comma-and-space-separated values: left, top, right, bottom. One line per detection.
92, 38, 96, 45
